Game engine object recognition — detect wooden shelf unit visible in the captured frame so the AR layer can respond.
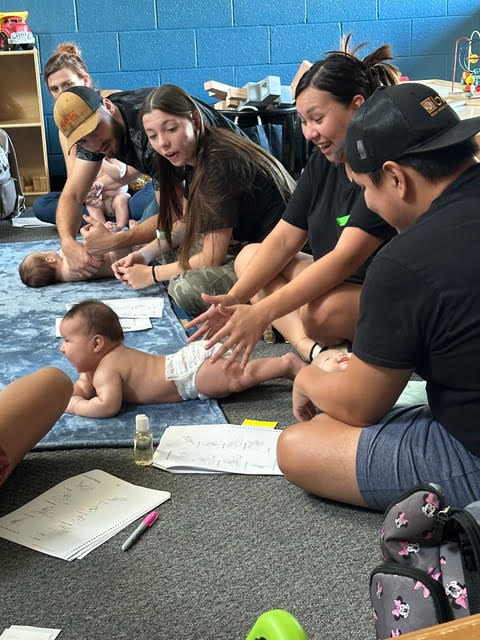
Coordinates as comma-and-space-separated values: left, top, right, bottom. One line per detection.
0, 48, 50, 201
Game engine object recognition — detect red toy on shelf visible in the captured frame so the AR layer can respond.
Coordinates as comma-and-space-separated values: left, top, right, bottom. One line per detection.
0, 11, 35, 51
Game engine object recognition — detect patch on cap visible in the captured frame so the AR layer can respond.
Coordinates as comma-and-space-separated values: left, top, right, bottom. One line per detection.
420, 95, 447, 117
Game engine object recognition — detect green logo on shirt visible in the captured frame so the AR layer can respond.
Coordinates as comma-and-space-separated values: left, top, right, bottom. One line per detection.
336, 214, 350, 227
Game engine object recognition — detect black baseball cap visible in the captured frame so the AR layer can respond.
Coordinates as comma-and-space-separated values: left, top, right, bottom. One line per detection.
346, 83, 480, 173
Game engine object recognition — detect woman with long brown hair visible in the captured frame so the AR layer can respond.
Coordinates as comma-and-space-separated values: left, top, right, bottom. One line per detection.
112, 84, 295, 316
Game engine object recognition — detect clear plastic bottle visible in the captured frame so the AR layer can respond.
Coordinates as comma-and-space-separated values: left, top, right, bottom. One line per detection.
133, 414, 153, 466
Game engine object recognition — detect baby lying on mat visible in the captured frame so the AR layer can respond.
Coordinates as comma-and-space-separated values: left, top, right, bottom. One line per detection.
59, 299, 304, 418
18, 246, 129, 288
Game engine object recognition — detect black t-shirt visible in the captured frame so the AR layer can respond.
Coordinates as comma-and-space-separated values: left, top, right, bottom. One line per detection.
282, 149, 396, 283
353, 163, 480, 456
76, 88, 245, 189
183, 145, 288, 243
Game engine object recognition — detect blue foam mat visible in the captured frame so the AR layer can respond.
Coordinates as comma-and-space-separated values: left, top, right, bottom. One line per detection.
1, 239, 226, 450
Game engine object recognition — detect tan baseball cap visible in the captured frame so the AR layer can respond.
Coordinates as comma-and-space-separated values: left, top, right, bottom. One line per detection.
53, 86, 103, 153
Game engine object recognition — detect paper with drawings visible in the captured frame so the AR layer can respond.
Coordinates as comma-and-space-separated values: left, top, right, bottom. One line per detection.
0, 626, 61, 640
153, 424, 282, 475
0, 469, 170, 561
55, 316, 152, 337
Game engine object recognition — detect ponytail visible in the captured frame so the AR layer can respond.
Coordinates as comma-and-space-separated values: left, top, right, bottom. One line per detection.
296, 33, 399, 104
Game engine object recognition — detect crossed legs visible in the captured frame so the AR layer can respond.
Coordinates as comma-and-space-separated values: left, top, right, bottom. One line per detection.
276, 413, 368, 507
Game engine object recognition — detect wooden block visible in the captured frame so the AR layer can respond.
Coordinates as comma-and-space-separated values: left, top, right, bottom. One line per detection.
226, 87, 247, 108
291, 60, 312, 95
204, 80, 231, 100
39, 176, 48, 191
213, 100, 228, 110
33, 177, 42, 192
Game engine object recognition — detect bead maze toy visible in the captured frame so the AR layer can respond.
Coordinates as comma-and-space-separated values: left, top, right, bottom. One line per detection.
451, 30, 480, 100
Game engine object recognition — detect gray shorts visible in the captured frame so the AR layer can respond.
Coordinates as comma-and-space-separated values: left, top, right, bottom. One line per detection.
356, 404, 480, 511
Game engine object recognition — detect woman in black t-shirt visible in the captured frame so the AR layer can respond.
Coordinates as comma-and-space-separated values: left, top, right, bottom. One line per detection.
112, 84, 295, 316
187, 36, 398, 366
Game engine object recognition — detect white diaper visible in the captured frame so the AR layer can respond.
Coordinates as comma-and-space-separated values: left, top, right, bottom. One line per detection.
164, 341, 222, 400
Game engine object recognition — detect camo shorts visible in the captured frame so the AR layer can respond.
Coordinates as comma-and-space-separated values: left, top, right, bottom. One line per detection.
168, 261, 237, 316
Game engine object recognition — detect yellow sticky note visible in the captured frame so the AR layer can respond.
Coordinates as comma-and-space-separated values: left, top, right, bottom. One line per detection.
242, 419, 278, 428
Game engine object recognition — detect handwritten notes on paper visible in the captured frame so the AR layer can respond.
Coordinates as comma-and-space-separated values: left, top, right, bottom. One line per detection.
99, 297, 164, 318
153, 424, 282, 475
0, 470, 170, 560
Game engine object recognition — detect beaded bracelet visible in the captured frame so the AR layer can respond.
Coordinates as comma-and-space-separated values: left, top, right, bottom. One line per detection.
152, 265, 160, 284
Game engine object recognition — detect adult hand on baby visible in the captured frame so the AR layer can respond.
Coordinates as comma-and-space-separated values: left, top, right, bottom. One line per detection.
81, 216, 118, 255
61, 238, 103, 276
111, 251, 147, 280
116, 263, 154, 289
192, 300, 271, 369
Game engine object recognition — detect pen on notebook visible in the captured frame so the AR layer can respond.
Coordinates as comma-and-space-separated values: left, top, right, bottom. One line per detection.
121, 510, 158, 552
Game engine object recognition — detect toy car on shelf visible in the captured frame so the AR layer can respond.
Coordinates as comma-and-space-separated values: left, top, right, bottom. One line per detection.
0, 12, 35, 51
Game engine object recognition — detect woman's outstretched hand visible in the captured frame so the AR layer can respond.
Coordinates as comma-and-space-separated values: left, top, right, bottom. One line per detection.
186, 293, 271, 369
115, 263, 155, 289
111, 251, 147, 280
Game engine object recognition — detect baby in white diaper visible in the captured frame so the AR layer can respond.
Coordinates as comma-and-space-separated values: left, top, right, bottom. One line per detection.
59, 300, 305, 418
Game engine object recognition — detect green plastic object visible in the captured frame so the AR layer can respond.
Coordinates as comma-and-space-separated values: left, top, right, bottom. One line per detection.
245, 609, 308, 640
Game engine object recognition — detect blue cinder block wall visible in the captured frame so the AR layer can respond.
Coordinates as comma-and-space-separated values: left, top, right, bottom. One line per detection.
3, 0, 479, 177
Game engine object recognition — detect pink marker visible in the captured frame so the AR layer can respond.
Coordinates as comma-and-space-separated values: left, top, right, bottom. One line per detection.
121, 511, 158, 551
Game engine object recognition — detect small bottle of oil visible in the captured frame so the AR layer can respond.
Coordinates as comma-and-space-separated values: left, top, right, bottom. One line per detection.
133, 414, 153, 466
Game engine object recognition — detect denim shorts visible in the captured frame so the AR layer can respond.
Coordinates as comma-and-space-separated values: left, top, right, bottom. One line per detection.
356, 404, 480, 511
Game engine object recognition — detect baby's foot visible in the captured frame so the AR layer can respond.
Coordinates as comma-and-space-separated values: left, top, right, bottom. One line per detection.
312, 348, 351, 372
282, 352, 307, 380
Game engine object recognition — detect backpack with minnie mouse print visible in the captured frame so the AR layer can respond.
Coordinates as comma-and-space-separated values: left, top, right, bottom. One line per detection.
370, 483, 480, 639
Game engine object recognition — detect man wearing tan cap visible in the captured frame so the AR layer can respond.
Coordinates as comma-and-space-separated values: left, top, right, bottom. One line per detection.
53, 86, 243, 273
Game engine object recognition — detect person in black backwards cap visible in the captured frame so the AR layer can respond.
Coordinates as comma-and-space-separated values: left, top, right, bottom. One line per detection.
277, 83, 480, 510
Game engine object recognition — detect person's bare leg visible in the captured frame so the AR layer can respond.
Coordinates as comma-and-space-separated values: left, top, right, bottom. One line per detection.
0, 367, 73, 479
235, 245, 316, 361
276, 414, 368, 507
195, 352, 305, 398
301, 283, 362, 346
111, 192, 131, 229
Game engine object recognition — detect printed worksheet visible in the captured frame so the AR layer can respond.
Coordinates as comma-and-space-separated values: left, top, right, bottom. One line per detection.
0, 470, 170, 560
55, 316, 152, 337
153, 424, 282, 475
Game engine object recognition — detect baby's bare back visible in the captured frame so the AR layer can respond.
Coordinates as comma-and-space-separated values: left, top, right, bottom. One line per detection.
103, 344, 182, 403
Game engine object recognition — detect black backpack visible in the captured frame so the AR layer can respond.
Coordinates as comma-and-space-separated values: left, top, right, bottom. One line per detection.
370, 484, 480, 639
0, 128, 25, 220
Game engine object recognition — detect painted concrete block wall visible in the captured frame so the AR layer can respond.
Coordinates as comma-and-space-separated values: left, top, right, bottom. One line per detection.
2, 0, 478, 176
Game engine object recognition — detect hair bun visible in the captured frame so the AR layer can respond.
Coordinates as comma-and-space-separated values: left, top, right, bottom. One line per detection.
55, 42, 82, 58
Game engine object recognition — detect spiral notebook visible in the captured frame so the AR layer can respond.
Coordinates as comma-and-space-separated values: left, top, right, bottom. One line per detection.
0, 469, 170, 561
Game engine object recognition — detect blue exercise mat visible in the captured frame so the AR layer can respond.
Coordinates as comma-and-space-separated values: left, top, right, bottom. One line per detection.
1, 239, 226, 449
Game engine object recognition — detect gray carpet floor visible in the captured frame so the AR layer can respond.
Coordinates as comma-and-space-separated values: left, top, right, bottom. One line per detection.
0, 215, 382, 639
